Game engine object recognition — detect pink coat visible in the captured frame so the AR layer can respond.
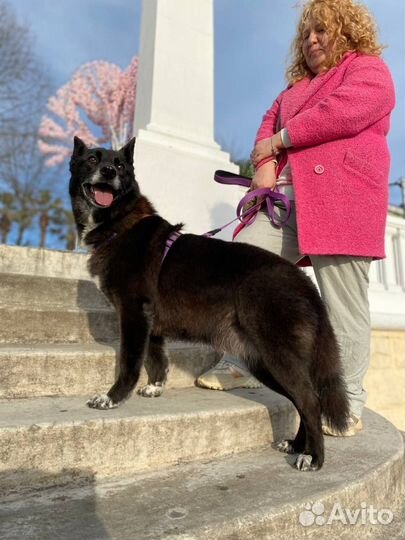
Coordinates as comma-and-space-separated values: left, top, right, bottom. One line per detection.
255, 52, 395, 259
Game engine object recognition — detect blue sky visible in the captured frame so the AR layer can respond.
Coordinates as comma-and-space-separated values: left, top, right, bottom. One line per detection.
11, 0, 405, 206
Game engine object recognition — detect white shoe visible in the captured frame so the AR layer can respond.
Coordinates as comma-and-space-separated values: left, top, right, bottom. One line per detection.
197, 358, 263, 391
322, 414, 363, 437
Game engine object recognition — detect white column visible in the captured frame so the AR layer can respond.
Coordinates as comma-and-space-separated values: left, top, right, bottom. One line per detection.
133, 0, 239, 236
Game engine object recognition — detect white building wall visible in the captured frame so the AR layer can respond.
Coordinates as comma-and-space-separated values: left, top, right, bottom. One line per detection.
369, 208, 405, 330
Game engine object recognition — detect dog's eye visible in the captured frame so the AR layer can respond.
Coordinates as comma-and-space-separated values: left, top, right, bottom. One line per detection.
88, 156, 97, 165
117, 163, 124, 173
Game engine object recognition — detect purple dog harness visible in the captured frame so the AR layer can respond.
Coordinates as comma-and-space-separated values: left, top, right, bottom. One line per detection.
162, 170, 291, 261
163, 231, 182, 260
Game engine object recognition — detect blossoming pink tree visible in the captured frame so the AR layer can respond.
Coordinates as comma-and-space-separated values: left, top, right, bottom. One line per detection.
38, 56, 138, 166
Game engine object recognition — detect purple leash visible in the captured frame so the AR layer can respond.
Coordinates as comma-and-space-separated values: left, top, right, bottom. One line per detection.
204, 170, 291, 236
163, 170, 291, 260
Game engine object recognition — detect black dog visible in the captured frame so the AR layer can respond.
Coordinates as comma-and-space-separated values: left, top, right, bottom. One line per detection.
69, 137, 349, 471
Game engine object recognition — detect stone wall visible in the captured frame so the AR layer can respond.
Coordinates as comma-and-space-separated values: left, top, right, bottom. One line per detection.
366, 330, 405, 430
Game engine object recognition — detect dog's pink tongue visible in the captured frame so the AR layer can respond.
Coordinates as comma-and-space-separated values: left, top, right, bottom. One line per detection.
94, 187, 114, 207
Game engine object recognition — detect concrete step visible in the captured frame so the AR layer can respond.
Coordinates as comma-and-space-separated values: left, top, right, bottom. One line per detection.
0, 305, 118, 344
0, 244, 90, 279
0, 410, 403, 540
0, 273, 112, 311
0, 342, 219, 398
0, 388, 298, 496
0, 271, 117, 344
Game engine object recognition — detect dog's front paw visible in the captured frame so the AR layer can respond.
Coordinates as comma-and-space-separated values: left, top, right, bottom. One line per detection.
86, 394, 118, 409
137, 383, 164, 398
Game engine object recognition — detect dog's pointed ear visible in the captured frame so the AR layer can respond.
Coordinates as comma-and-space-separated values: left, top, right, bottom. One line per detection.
73, 136, 87, 157
70, 136, 88, 174
122, 137, 136, 165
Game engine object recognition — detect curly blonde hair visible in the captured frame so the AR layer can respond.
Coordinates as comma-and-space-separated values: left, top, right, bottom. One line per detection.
287, 0, 384, 84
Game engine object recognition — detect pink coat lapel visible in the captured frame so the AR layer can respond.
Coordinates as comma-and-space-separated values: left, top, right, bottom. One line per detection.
280, 52, 357, 124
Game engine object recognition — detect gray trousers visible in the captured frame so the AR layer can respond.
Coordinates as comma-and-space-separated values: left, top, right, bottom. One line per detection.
227, 202, 371, 418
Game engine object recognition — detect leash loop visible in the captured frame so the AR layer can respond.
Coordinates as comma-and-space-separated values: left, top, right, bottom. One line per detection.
214, 170, 291, 230
162, 170, 292, 262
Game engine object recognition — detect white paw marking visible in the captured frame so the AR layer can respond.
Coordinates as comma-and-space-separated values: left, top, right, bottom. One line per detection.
137, 383, 164, 398
295, 453, 314, 471
86, 394, 118, 409
274, 440, 294, 454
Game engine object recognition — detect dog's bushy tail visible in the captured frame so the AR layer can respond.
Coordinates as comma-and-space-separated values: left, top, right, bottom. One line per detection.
313, 315, 350, 434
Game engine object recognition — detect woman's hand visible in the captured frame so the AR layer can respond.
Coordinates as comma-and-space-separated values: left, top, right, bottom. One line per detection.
251, 161, 277, 191
242, 162, 277, 214
250, 139, 272, 166
250, 131, 284, 166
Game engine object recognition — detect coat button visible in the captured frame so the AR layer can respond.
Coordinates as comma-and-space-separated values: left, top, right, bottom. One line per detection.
314, 164, 324, 174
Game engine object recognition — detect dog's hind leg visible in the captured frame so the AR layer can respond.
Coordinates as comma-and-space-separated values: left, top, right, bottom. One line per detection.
279, 381, 323, 471
251, 361, 324, 471
87, 299, 153, 409
251, 366, 306, 455
137, 335, 169, 397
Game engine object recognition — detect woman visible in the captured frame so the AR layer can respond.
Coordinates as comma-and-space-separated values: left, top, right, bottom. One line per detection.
197, 0, 395, 436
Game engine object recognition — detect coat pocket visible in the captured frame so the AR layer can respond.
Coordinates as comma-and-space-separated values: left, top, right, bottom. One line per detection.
343, 150, 384, 186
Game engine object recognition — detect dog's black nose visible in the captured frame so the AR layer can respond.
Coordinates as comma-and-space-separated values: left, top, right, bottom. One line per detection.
100, 165, 116, 180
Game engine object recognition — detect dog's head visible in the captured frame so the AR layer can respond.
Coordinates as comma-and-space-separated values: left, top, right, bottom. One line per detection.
69, 137, 140, 239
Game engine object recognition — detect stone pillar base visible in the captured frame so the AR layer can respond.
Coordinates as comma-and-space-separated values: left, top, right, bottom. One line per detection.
134, 131, 240, 238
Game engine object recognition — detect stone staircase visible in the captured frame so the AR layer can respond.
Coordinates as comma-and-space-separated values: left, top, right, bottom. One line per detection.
0, 244, 404, 540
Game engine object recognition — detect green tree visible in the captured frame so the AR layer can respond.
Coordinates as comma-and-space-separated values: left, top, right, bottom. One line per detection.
237, 159, 254, 179
0, 191, 14, 243
15, 206, 34, 245
0, 0, 54, 247
51, 207, 77, 251
35, 189, 64, 248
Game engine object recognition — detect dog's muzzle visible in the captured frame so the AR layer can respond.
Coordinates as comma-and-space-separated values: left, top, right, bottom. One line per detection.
82, 182, 119, 208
